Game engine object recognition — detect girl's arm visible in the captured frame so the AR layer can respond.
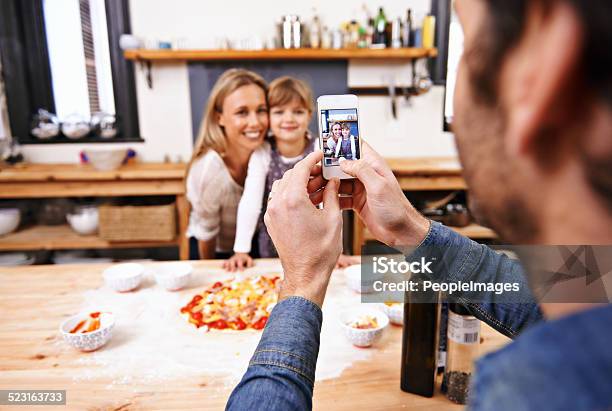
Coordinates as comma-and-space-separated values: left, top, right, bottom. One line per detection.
233, 143, 271, 255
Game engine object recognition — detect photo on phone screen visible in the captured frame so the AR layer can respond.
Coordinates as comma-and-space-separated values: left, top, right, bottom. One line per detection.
319, 108, 361, 166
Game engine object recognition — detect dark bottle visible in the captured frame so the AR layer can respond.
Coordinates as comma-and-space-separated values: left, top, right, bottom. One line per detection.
402, 9, 414, 47
400, 287, 441, 397
372, 7, 387, 47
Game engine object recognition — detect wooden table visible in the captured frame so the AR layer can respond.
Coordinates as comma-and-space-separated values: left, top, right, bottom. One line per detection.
0, 163, 190, 260
0, 259, 510, 410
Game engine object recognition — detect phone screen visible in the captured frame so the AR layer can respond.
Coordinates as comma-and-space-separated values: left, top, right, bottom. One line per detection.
319, 108, 361, 167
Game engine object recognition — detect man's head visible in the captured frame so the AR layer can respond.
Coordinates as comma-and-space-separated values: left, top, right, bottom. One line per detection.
453, 0, 612, 243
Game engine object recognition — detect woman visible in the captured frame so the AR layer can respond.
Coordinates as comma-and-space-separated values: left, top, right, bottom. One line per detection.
326, 122, 342, 154
186, 69, 268, 259
334, 123, 357, 160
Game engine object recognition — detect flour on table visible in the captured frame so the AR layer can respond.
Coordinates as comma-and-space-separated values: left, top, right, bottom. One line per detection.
67, 261, 373, 388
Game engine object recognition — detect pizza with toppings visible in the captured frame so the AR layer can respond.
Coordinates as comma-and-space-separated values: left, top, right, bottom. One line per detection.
180, 275, 280, 331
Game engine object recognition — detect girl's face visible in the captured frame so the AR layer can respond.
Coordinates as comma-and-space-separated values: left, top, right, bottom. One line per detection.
217, 84, 268, 154
269, 99, 310, 144
342, 127, 350, 138
331, 124, 342, 139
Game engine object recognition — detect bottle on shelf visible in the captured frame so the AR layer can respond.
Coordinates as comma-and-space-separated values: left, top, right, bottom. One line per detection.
365, 18, 375, 48
391, 17, 402, 48
422, 14, 436, 49
443, 303, 481, 404
309, 10, 321, 48
321, 26, 332, 49
371, 7, 387, 48
400, 285, 441, 398
402, 9, 414, 47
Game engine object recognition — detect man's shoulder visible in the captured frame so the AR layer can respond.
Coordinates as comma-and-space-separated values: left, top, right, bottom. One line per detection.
470, 305, 612, 411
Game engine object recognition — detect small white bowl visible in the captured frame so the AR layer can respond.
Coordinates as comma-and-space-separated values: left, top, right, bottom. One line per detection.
103, 263, 144, 292
153, 262, 192, 291
344, 264, 383, 294
60, 312, 115, 352
84, 148, 128, 171
0, 208, 20, 236
66, 207, 99, 235
379, 302, 404, 325
339, 307, 389, 348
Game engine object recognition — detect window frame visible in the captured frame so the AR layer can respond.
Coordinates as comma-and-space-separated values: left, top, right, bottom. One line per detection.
0, 0, 142, 144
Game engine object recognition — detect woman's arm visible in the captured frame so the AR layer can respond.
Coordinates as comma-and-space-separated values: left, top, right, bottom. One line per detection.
198, 238, 216, 259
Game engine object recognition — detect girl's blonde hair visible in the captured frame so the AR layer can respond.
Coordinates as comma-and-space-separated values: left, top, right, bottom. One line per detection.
190, 69, 268, 167
268, 76, 313, 113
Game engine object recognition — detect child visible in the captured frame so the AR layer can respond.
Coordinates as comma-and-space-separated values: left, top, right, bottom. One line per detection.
334, 123, 358, 160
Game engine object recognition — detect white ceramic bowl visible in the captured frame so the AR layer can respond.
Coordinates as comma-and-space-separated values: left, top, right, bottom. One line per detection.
0, 208, 20, 236
103, 263, 144, 292
84, 148, 128, 171
60, 312, 115, 352
344, 264, 383, 294
153, 261, 192, 291
339, 307, 389, 347
66, 207, 99, 235
379, 302, 404, 325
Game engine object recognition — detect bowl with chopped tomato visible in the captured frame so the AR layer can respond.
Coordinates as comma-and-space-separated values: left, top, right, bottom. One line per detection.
339, 307, 389, 347
60, 311, 115, 352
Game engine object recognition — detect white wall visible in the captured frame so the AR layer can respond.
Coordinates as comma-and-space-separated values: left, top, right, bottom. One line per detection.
21, 0, 456, 163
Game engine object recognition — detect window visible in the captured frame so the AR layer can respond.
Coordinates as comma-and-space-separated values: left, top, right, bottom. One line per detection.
0, 0, 140, 144
44, 0, 115, 119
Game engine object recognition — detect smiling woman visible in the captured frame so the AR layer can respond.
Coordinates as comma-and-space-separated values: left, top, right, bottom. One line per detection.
186, 69, 269, 259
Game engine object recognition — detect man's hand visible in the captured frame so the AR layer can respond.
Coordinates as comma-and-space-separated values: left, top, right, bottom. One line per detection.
223, 252, 254, 272
309, 141, 430, 247
265, 151, 342, 307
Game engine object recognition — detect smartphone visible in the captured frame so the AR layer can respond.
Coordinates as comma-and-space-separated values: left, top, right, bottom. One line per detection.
317, 94, 361, 180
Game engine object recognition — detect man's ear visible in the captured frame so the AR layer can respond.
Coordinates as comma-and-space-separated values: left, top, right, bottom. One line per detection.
504, 2, 583, 156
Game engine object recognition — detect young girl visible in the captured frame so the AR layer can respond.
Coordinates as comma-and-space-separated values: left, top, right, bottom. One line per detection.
186, 69, 269, 259
223, 76, 317, 270
335, 123, 358, 160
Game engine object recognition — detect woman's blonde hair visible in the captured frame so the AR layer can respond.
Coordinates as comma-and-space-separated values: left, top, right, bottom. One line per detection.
268, 76, 313, 113
190, 69, 268, 167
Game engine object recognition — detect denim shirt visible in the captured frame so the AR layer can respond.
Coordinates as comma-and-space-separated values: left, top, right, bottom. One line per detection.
227, 222, 612, 411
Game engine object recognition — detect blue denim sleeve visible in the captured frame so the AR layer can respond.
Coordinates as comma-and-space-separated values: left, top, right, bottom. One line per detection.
410, 221, 544, 338
226, 296, 322, 411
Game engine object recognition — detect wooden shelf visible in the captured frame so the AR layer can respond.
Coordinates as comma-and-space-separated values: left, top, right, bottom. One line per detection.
123, 47, 438, 62
0, 225, 178, 252
363, 223, 497, 243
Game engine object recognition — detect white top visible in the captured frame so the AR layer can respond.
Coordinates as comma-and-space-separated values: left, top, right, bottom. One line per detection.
186, 149, 243, 253
233, 139, 318, 253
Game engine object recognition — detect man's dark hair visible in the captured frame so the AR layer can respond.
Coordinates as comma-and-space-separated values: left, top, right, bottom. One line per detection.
474, 0, 612, 206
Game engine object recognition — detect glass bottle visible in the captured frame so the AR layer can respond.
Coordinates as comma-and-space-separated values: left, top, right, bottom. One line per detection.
372, 7, 387, 48
443, 303, 481, 404
400, 286, 441, 397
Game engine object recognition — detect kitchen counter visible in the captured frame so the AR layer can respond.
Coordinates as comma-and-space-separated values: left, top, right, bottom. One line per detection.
0, 259, 509, 410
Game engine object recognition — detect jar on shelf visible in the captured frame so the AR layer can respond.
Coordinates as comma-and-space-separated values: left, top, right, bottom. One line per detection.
443, 303, 481, 404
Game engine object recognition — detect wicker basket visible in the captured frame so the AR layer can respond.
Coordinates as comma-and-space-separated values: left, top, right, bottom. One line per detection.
99, 203, 176, 242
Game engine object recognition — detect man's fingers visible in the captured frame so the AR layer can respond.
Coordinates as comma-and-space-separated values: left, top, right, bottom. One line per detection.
322, 178, 340, 213
340, 158, 384, 193
291, 151, 323, 187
